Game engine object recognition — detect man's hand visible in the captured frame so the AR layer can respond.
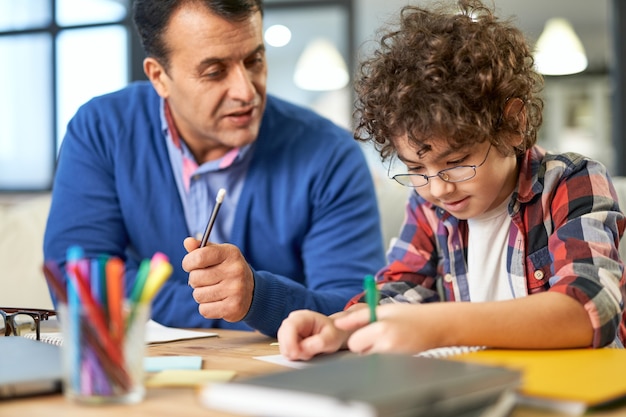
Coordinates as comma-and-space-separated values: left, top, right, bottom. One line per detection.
182, 237, 254, 322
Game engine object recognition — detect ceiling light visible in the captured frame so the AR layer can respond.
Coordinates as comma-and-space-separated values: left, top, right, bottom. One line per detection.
264, 24, 291, 48
534, 18, 588, 76
293, 38, 349, 91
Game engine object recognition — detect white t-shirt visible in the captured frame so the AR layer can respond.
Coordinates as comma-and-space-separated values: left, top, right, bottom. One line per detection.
467, 195, 526, 301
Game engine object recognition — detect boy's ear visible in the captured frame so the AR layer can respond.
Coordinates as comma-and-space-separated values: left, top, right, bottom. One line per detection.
503, 98, 526, 147
503, 98, 525, 126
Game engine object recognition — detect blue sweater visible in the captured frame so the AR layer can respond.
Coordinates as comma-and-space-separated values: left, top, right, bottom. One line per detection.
44, 82, 386, 337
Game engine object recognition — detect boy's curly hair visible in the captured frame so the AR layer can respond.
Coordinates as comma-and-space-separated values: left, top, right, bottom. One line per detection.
353, 0, 544, 160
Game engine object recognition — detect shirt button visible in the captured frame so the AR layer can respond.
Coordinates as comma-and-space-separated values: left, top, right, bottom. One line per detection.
533, 270, 544, 280
444, 273, 453, 283
195, 232, 203, 241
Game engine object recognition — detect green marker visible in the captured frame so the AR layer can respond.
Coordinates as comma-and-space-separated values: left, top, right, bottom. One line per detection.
363, 274, 379, 323
126, 258, 152, 330
129, 258, 152, 305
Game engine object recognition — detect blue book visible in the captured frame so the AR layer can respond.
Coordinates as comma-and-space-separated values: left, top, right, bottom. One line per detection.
0, 337, 63, 399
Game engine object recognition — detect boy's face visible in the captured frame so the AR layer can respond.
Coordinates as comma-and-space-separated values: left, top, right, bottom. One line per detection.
393, 136, 519, 219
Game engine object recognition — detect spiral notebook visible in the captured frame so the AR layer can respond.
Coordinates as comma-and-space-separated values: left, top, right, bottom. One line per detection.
254, 345, 485, 369
24, 319, 217, 345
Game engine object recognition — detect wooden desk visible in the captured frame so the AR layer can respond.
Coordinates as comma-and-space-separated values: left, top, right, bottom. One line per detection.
0, 330, 283, 417
1, 330, 625, 417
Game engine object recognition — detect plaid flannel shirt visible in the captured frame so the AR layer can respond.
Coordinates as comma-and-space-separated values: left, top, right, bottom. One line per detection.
349, 146, 626, 348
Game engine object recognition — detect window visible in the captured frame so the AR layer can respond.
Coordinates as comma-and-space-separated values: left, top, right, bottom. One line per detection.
0, 0, 352, 191
539, 75, 613, 174
0, 0, 131, 191
264, 1, 353, 129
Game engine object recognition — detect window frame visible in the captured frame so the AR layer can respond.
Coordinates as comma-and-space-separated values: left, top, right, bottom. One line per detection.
0, 0, 135, 193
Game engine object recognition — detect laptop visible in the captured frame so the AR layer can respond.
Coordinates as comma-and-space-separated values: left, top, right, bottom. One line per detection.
0, 337, 63, 400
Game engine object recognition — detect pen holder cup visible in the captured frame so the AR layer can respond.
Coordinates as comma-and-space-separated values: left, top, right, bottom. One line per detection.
58, 302, 150, 405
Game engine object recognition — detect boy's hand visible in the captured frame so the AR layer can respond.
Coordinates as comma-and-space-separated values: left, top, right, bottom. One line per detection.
335, 304, 441, 355
277, 310, 350, 361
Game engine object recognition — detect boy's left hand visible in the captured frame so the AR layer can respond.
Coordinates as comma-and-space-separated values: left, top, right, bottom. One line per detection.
277, 310, 350, 361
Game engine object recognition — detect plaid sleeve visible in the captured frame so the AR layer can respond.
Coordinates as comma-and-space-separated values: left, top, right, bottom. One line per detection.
345, 192, 442, 308
542, 156, 626, 347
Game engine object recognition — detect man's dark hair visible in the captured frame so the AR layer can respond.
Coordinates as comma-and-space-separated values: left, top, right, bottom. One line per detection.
133, 0, 264, 70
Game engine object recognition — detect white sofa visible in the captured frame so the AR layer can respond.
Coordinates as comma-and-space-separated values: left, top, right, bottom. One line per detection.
0, 194, 54, 309
0, 185, 405, 310
2, 176, 626, 310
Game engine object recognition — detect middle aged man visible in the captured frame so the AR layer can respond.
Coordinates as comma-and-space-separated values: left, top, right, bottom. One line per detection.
43, 0, 385, 337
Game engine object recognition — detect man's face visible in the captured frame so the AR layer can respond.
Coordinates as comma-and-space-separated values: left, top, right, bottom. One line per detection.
147, 5, 267, 162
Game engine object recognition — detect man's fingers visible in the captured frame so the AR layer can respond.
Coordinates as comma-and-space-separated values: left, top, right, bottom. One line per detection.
197, 297, 248, 322
183, 236, 200, 252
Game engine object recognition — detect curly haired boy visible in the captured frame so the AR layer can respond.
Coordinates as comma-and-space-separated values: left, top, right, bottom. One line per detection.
278, 0, 626, 358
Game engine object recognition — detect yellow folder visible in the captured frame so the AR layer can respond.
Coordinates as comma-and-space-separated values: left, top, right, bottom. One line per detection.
447, 348, 626, 412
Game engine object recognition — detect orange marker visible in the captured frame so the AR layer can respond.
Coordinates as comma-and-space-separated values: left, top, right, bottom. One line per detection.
106, 257, 125, 347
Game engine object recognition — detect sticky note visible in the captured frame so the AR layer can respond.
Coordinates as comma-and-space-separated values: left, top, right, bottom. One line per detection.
144, 356, 203, 373
145, 369, 237, 387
